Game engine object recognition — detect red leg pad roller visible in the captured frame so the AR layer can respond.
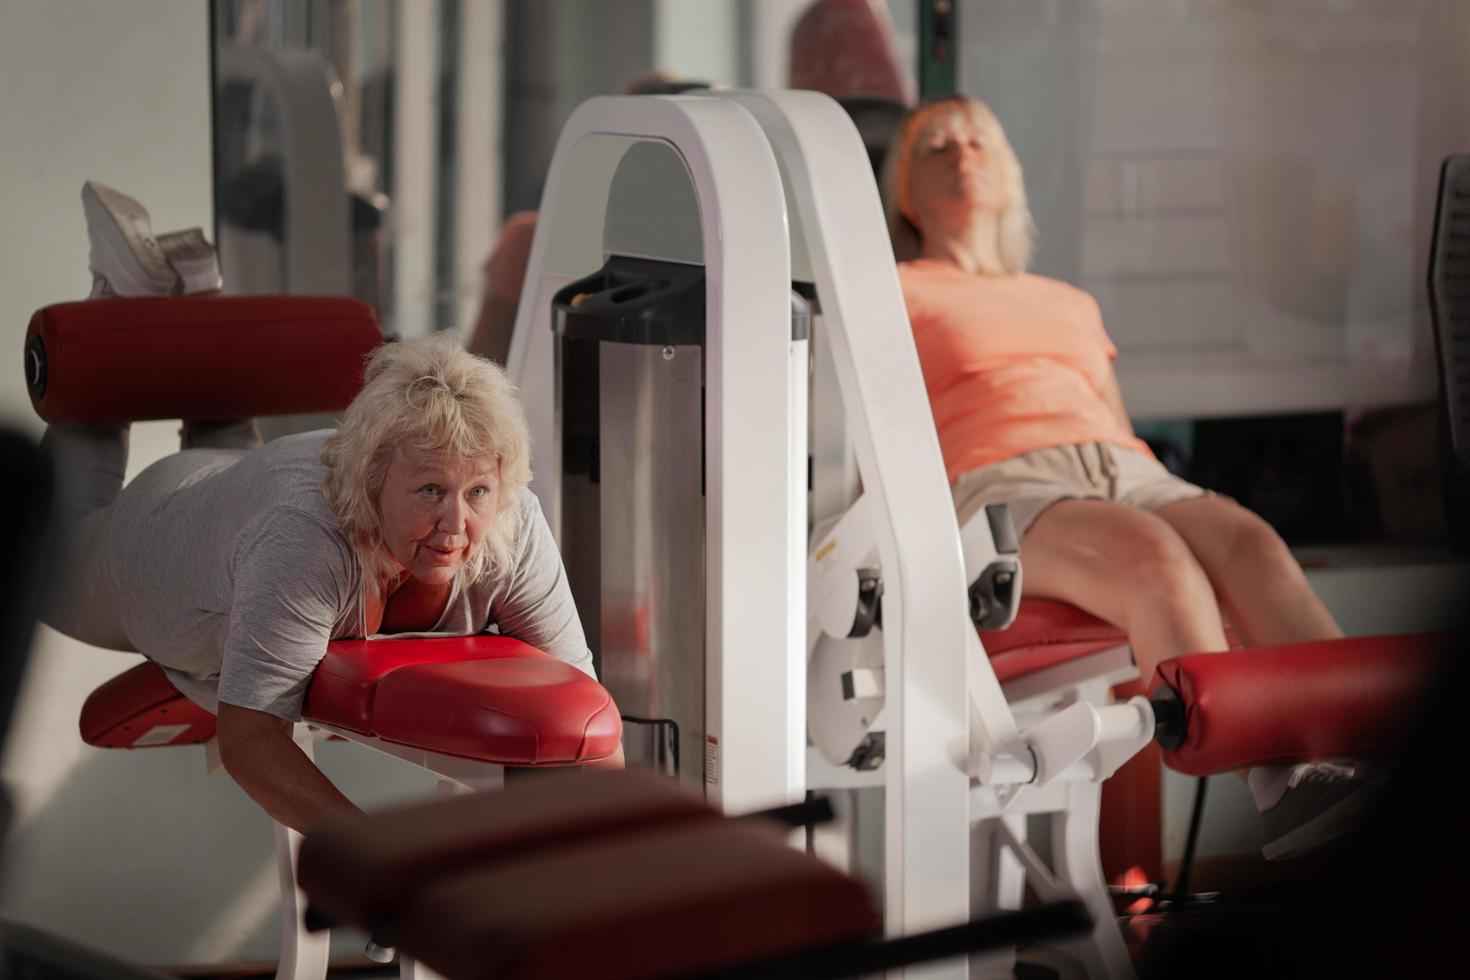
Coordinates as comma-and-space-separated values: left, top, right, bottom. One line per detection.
1150, 633, 1455, 775
25, 296, 382, 424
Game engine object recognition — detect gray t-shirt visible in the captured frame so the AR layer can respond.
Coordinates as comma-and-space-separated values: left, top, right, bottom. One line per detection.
99, 430, 592, 719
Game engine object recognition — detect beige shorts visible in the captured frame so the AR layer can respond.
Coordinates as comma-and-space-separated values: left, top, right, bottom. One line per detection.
951, 442, 1209, 536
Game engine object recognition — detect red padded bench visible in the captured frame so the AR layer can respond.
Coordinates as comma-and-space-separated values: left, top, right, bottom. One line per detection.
81, 636, 622, 766
298, 769, 1090, 980
298, 769, 864, 980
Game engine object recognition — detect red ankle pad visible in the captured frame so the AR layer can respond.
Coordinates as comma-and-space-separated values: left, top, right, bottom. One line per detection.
25, 295, 382, 423
1150, 632, 1453, 775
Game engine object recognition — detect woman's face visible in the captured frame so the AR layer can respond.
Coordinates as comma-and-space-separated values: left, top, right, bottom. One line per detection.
377, 446, 501, 585
905, 108, 1007, 232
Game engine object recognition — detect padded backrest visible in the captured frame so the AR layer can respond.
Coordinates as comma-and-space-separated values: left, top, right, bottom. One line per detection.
1428, 154, 1470, 551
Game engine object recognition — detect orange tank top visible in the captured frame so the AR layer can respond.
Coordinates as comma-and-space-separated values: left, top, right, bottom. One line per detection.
897, 260, 1151, 483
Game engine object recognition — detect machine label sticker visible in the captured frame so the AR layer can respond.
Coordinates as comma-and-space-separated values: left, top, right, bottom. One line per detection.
705, 735, 719, 785
132, 724, 191, 747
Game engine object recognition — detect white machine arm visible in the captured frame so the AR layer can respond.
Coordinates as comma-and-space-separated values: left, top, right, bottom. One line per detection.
808, 494, 881, 645
811, 496, 1022, 643
986, 695, 1156, 788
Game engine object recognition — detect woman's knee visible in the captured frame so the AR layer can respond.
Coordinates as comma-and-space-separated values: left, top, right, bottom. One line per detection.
1215, 506, 1305, 585
1114, 519, 1216, 613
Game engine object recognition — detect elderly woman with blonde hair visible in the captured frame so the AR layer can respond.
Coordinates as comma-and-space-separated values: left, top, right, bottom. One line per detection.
884, 95, 1358, 857
44, 336, 613, 834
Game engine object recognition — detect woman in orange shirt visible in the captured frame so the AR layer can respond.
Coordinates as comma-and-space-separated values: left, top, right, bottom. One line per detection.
884, 96, 1357, 853
884, 96, 1342, 705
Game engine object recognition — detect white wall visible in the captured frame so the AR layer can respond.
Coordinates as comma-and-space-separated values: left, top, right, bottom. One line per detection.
654, 0, 740, 87
0, 2, 433, 968
0, 0, 212, 431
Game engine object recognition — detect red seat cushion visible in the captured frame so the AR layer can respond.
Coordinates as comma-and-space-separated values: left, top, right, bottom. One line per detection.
26, 296, 381, 424
1151, 632, 1453, 775
985, 599, 1129, 684
305, 636, 622, 765
299, 768, 716, 937
79, 661, 216, 748
394, 820, 882, 980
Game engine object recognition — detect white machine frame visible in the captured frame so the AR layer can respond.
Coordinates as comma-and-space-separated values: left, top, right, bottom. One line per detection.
720, 91, 1154, 980
509, 91, 1158, 978
508, 95, 806, 816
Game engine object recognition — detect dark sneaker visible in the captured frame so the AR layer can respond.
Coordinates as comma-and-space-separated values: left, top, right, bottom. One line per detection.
1260, 763, 1379, 861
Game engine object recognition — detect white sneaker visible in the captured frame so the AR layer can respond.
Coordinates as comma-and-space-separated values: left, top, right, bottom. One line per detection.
157, 228, 224, 294
82, 181, 221, 297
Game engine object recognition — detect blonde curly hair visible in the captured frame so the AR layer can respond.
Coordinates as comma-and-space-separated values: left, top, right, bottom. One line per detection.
321, 335, 532, 594
880, 94, 1036, 273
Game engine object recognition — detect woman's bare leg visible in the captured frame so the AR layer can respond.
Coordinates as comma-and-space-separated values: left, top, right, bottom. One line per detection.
1153, 496, 1342, 647
1020, 498, 1230, 681
1154, 497, 1361, 840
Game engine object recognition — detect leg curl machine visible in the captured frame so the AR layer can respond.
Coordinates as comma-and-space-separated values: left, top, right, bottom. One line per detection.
503, 91, 1453, 979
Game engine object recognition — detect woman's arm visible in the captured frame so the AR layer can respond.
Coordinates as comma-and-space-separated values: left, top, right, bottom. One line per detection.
217, 510, 363, 830
216, 703, 361, 832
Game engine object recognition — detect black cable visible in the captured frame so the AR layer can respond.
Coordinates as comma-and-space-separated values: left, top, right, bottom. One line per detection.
1170, 776, 1209, 900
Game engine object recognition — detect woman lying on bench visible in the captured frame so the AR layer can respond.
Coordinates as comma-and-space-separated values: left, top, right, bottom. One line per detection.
43, 336, 618, 834
882, 95, 1355, 855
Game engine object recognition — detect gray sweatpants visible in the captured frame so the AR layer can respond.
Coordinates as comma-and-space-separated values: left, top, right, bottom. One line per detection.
41, 421, 260, 651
